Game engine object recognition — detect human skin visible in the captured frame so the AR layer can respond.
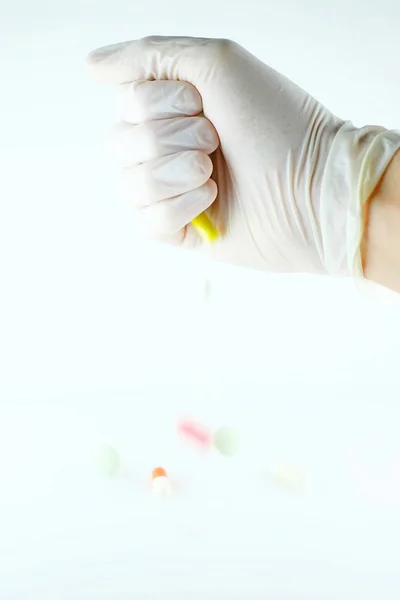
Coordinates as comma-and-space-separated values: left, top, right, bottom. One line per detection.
362, 149, 400, 293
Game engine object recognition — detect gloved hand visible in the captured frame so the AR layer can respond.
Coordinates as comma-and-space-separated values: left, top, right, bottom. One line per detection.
87, 36, 400, 276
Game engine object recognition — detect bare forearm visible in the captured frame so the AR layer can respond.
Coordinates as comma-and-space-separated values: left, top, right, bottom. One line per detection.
362, 150, 400, 293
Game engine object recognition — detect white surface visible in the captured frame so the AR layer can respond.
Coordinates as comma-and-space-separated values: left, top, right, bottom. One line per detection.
1, 0, 400, 598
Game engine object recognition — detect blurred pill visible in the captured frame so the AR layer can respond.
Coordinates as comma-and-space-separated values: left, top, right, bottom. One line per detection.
213, 426, 240, 457
274, 463, 307, 491
151, 466, 171, 497
204, 277, 211, 302
95, 445, 121, 477
178, 419, 212, 448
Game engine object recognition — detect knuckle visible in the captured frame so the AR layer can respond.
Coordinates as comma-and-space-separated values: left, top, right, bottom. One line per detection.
155, 201, 178, 234
106, 122, 128, 164
119, 81, 146, 122
198, 119, 219, 151
139, 120, 158, 157
194, 151, 213, 180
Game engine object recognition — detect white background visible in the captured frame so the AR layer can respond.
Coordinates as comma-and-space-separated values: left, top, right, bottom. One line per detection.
1, 0, 400, 598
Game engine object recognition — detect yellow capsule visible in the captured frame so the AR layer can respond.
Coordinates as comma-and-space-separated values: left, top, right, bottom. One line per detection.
191, 212, 219, 243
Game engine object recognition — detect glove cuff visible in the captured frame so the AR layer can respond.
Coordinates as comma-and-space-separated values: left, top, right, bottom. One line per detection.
320, 121, 400, 278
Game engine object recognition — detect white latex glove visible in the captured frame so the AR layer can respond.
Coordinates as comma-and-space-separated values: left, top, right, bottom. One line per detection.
87, 36, 400, 276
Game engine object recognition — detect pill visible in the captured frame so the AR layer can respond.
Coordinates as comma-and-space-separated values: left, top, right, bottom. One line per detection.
191, 213, 219, 243
213, 426, 240, 457
151, 466, 171, 497
274, 463, 306, 490
152, 466, 167, 480
178, 420, 212, 448
95, 445, 121, 477
204, 278, 212, 302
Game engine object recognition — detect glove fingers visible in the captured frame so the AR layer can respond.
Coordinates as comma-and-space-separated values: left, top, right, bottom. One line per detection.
109, 117, 219, 168
87, 36, 231, 85
119, 150, 213, 207
117, 80, 202, 124
137, 179, 218, 239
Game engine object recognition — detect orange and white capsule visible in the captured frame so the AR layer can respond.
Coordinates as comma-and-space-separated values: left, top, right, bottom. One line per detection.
151, 466, 171, 497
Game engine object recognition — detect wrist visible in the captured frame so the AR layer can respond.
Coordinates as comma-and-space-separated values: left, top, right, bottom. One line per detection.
361, 149, 400, 292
